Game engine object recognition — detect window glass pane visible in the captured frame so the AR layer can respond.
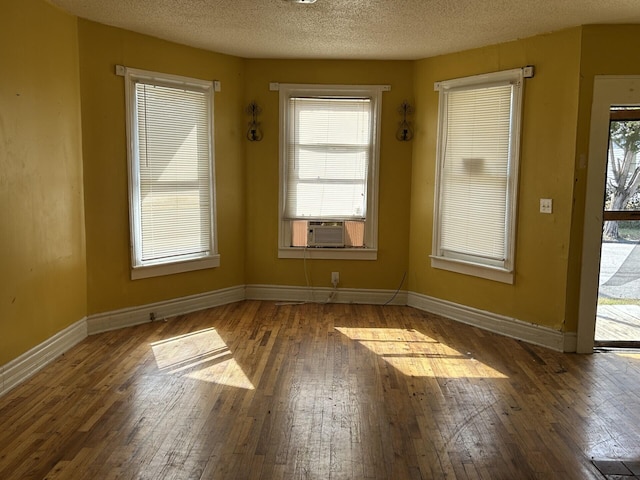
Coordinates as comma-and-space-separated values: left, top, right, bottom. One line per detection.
605, 117, 640, 212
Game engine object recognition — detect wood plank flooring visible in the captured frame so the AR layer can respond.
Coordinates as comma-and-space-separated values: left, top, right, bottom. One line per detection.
2, 301, 640, 479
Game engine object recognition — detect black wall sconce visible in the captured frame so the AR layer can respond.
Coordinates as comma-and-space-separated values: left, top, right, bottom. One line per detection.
396, 101, 414, 141
246, 101, 263, 141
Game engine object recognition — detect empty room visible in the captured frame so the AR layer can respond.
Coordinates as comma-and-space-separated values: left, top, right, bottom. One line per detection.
2, 0, 640, 478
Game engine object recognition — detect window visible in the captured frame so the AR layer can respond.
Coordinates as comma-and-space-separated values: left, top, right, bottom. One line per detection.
124, 67, 218, 279
431, 69, 524, 283
278, 84, 384, 260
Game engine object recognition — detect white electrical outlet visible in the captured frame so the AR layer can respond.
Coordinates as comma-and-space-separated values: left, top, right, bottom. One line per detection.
331, 272, 339, 287
540, 198, 553, 214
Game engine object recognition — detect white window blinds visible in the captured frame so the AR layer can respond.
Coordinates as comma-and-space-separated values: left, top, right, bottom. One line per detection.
283, 97, 371, 220
439, 83, 514, 262
432, 68, 524, 282
132, 80, 214, 265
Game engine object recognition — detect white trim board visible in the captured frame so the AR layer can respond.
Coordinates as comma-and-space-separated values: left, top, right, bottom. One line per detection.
245, 284, 408, 306
86, 285, 246, 334
407, 292, 576, 352
0, 317, 87, 398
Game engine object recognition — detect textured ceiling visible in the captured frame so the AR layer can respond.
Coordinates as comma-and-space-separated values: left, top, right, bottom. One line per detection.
50, 0, 640, 60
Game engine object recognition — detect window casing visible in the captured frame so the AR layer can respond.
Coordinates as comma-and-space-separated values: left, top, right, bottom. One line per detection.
124, 68, 219, 279
278, 84, 384, 260
431, 69, 524, 283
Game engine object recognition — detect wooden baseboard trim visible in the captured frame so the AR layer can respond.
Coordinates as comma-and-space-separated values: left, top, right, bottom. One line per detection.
86, 285, 246, 335
407, 292, 575, 352
245, 284, 408, 306
1, 318, 87, 398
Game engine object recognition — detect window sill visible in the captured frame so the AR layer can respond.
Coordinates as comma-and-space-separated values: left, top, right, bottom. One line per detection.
131, 254, 220, 280
430, 256, 513, 284
279, 247, 377, 260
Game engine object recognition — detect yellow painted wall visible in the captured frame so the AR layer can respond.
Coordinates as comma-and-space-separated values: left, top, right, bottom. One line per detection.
565, 25, 640, 332
0, 0, 86, 365
409, 28, 583, 330
77, 20, 246, 315
243, 60, 414, 290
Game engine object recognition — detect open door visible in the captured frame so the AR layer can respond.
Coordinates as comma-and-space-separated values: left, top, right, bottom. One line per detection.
596, 107, 640, 347
578, 76, 640, 353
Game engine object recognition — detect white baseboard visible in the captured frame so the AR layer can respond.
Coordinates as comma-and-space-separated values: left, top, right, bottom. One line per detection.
407, 292, 575, 352
86, 285, 246, 334
245, 284, 408, 305
1, 317, 87, 398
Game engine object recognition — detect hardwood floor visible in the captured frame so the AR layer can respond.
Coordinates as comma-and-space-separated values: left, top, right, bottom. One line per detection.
2, 301, 640, 479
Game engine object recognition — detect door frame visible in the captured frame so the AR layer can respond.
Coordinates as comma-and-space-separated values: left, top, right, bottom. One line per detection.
577, 75, 640, 353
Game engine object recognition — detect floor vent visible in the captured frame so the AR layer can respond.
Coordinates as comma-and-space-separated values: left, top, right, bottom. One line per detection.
592, 459, 640, 478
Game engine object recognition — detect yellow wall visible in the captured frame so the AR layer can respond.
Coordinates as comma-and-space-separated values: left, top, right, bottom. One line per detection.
0, 0, 86, 364
77, 20, 246, 314
409, 28, 582, 330
244, 60, 414, 290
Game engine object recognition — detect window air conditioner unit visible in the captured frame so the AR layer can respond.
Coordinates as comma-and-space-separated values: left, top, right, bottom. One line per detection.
307, 221, 344, 247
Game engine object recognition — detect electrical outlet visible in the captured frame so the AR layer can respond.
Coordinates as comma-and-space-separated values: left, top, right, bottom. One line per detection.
540, 198, 553, 214
331, 272, 339, 287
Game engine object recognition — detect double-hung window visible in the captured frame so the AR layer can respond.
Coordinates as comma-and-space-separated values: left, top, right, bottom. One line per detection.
432, 69, 524, 284
278, 84, 384, 260
123, 67, 219, 279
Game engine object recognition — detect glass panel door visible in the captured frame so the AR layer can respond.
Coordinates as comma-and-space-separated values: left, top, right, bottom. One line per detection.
596, 107, 640, 346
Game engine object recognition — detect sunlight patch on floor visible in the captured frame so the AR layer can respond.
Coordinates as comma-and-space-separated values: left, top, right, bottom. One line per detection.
335, 327, 507, 379
150, 328, 254, 389
614, 352, 640, 360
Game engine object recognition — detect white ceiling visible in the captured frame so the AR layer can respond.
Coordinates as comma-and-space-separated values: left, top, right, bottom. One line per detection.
50, 0, 640, 60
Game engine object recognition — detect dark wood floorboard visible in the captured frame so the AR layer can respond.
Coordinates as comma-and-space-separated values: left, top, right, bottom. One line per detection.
1, 301, 640, 479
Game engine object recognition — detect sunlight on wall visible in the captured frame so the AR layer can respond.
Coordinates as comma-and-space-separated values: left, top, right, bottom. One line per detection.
335, 327, 507, 379
150, 328, 254, 389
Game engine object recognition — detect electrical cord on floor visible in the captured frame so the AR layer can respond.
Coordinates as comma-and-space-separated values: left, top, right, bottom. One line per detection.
383, 271, 407, 306
276, 246, 314, 306
303, 245, 316, 303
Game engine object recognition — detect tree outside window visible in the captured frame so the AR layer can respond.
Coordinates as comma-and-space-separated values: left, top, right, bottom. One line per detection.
603, 112, 640, 241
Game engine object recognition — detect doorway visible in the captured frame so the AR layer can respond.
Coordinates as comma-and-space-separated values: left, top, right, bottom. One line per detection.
595, 107, 640, 347
578, 76, 640, 353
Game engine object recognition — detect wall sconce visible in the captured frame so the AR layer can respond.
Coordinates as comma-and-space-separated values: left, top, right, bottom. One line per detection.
396, 101, 414, 141
246, 101, 263, 141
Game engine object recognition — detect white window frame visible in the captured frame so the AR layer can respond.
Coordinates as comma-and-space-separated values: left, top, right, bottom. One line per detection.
431, 69, 524, 284
277, 84, 385, 260
123, 67, 219, 279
